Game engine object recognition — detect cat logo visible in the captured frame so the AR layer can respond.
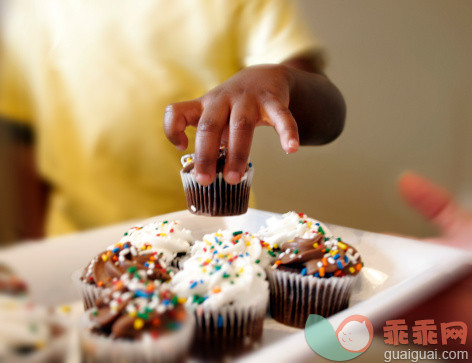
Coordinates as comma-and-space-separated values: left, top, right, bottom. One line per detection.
305, 314, 374, 361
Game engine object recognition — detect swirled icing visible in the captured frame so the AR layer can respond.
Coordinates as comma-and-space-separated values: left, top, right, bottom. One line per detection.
257, 211, 332, 247
119, 220, 193, 266
88, 281, 187, 339
171, 252, 268, 309
272, 235, 363, 277
81, 241, 172, 289
191, 230, 275, 268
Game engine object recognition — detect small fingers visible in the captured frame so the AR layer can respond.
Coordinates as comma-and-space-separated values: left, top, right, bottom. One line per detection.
163, 100, 202, 151
398, 171, 460, 233
224, 100, 257, 184
194, 101, 229, 185
262, 100, 299, 153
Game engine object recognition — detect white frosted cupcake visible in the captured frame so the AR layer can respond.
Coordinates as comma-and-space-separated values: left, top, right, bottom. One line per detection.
257, 211, 333, 248
172, 251, 268, 360
119, 220, 194, 267
191, 230, 275, 268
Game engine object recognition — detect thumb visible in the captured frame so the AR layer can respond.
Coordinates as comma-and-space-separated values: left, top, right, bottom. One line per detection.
398, 171, 460, 233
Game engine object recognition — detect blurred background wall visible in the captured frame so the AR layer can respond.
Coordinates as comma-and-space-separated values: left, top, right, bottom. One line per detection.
251, 0, 472, 237
1, 0, 471, 243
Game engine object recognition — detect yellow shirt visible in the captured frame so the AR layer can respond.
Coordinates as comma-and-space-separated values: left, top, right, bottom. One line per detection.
0, 0, 319, 236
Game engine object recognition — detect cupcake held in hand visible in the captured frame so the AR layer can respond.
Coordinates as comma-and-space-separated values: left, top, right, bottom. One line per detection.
180, 147, 254, 216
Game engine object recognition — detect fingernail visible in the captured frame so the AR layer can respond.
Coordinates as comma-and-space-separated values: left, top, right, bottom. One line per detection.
196, 173, 212, 186
288, 139, 299, 151
226, 171, 241, 185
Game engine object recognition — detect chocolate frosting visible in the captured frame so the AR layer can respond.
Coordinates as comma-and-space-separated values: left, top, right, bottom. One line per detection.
90, 286, 187, 339
276, 235, 363, 277
82, 242, 171, 288
182, 147, 250, 174
0, 264, 28, 295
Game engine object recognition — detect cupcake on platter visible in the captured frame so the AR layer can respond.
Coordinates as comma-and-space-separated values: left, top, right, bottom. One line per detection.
79, 279, 194, 363
75, 220, 193, 308
0, 264, 28, 295
267, 234, 363, 328
171, 249, 268, 360
257, 211, 333, 248
118, 220, 194, 267
190, 230, 275, 268
75, 241, 174, 309
180, 147, 254, 216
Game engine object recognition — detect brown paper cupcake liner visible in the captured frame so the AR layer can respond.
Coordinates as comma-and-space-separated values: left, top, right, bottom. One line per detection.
191, 292, 268, 360
79, 312, 194, 363
72, 269, 105, 310
266, 268, 358, 328
180, 168, 254, 216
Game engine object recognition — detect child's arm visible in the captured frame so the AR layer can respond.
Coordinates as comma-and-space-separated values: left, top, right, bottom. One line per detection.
0, 118, 48, 240
164, 53, 345, 186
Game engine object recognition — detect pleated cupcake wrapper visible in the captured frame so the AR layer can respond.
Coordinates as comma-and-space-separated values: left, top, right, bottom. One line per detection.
180, 168, 254, 216
266, 268, 358, 328
191, 292, 268, 360
72, 269, 105, 310
79, 312, 194, 363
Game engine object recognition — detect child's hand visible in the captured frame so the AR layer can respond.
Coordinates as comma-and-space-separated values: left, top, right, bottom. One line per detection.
164, 64, 299, 186
398, 172, 472, 250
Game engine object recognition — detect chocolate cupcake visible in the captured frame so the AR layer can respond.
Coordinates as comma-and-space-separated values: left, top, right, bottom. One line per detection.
171, 250, 268, 360
74, 241, 174, 310
0, 263, 28, 295
180, 147, 254, 216
74, 220, 193, 309
79, 282, 194, 363
257, 211, 333, 248
267, 235, 363, 328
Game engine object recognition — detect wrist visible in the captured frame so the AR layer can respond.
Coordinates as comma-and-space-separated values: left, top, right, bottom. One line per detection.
278, 64, 296, 93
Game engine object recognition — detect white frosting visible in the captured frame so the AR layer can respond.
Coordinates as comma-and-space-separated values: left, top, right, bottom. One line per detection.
171, 253, 268, 309
191, 230, 273, 268
0, 295, 52, 357
118, 220, 193, 266
257, 211, 332, 247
